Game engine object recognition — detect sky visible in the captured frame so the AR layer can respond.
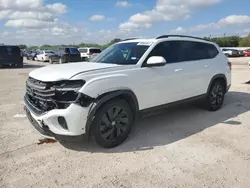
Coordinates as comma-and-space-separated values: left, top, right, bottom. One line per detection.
0, 0, 250, 46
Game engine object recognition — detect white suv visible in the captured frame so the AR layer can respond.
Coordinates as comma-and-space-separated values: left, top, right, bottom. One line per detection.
24, 35, 231, 148
78, 47, 101, 61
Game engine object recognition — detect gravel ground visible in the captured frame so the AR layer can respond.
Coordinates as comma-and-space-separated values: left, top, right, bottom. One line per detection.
0, 58, 250, 188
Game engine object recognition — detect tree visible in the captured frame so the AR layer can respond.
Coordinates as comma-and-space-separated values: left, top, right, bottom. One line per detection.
239, 36, 250, 47
18, 44, 27, 49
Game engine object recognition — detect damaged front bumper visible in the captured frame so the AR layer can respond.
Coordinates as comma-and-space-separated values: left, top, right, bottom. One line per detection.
24, 95, 92, 141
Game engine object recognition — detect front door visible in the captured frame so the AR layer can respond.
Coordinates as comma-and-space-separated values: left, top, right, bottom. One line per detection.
134, 41, 184, 109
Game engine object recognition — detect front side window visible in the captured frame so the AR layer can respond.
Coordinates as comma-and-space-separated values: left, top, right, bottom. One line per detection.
146, 41, 180, 63
92, 42, 151, 65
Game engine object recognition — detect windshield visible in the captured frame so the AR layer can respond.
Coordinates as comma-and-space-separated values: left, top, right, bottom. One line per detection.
92, 42, 150, 65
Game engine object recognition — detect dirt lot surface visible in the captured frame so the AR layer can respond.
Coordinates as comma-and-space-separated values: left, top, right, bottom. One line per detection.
1, 58, 250, 188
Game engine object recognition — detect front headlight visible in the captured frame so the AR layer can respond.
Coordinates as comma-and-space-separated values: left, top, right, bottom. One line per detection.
52, 80, 85, 92
51, 80, 85, 103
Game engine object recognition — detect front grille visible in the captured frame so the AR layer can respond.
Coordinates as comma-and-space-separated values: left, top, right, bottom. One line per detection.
26, 77, 57, 114
25, 77, 82, 114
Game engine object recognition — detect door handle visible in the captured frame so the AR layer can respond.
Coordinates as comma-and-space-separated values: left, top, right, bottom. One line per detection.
175, 68, 183, 72
204, 65, 209, 68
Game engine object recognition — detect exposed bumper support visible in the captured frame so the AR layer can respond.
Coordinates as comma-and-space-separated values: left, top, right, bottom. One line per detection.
24, 95, 92, 139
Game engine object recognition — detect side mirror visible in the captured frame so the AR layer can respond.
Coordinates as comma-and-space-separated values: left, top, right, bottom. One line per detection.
146, 56, 166, 67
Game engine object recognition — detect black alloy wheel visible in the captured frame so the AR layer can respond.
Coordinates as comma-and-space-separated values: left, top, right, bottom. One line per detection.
92, 99, 133, 148
206, 81, 225, 111
100, 106, 129, 141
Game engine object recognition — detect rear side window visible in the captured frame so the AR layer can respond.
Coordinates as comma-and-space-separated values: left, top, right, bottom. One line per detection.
146, 40, 219, 64
68, 48, 79, 54
179, 41, 219, 61
90, 49, 101, 53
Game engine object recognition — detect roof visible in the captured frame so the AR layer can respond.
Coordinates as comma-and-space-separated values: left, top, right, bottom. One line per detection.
118, 35, 214, 45
119, 38, 156, 44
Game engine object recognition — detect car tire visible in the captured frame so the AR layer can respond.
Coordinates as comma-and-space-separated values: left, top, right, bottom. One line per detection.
49, 58, 53, 64
205, 80, 225, 111
17, 63, 23, 68
59, 58, 63, 64
92, 99, 134, 148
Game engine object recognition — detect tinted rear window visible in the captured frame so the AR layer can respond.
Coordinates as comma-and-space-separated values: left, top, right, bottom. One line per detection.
4, 46, 20, 54
68, 48, 79, 54
90, 49, 101, 53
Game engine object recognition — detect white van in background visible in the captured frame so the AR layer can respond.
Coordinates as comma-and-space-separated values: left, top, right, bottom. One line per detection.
78, 47, 101, 61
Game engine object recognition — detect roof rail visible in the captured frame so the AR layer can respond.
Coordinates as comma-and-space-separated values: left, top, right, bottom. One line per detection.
156, 35, 208, 41
122, 38, 139, 41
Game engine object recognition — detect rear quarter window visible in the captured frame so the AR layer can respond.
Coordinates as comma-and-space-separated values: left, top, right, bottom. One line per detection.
179, 41, 219, 61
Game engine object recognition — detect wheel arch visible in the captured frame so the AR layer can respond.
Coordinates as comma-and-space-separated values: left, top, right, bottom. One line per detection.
85, 89, 139, 138
207, 74, 227, 94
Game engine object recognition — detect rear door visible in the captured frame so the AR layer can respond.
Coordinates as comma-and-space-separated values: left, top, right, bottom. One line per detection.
3, 46, 21, 64
179, 41, 219, 98
67, 48, 81, 62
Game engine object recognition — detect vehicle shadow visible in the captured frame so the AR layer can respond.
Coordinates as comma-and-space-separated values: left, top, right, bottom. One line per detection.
61, 91, 250, 153
23, 63, 44, 68
0, 63, 44, 69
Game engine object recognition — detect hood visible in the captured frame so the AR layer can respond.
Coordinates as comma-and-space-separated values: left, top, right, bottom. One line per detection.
29, 62, 121, 82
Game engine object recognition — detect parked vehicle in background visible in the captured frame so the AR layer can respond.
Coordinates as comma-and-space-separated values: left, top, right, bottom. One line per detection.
222, 48, 240, 57
26, 51, 38, 61
23, 50, 31, 58
24, 35, 231, 148
78, 47, 101, 61
238, 50, 245, 56
0, 45, 23, 67
36, 50, 55, 62
243, 49, 250, 56
49, 47, 81, 64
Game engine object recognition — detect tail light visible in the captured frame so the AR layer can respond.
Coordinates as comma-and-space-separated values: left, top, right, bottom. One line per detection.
227, 61, 232, 70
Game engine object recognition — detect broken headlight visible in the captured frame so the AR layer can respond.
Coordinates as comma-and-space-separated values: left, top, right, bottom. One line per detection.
52, 80, 85, 104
